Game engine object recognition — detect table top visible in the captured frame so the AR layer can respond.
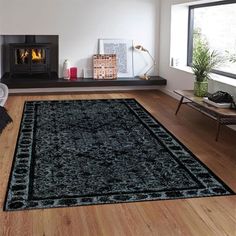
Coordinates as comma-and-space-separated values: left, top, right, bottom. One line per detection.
174, 90, 236, 116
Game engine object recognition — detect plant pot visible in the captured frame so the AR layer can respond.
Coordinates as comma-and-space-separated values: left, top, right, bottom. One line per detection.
194, 81, 208, 97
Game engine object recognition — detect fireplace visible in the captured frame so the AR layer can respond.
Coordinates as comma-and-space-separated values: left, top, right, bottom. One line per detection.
9, 36, 51, 77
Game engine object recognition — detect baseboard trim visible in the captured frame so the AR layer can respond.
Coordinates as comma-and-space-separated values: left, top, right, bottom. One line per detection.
9, 86, 162, 95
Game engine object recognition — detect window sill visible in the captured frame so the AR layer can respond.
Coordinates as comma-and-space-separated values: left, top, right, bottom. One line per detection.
209, 74, 236, 88
171, 65, 193, 74
171, 65, 236, 88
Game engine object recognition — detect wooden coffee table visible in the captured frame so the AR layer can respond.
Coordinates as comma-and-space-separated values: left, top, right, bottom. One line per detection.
174, 90, 236, 141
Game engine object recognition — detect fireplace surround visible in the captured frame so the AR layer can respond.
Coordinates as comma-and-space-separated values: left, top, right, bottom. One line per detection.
9, 36, 51, 77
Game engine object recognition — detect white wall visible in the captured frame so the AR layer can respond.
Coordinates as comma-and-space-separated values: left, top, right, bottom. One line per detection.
159, 0, 194, 95
0, 0, 160, 77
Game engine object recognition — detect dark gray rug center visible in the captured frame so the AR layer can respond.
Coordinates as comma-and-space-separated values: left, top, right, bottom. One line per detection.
4, 99, 234, 211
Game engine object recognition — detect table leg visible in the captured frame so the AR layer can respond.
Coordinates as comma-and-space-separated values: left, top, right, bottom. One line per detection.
175, 96, 184, 115
216, 117, 221, 141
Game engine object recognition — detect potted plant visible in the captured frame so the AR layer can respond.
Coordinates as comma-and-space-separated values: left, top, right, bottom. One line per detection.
192, 39, 222, 97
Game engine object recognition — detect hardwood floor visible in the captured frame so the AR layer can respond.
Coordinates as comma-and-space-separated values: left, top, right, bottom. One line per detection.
0, 90, 235, 236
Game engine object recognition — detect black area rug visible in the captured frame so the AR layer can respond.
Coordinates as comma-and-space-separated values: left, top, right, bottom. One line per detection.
4, 99, 234, 211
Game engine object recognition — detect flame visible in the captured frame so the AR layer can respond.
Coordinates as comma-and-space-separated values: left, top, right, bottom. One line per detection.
32, 49, 43, 61
20, 50, 29, 62
17, 49, 44, 64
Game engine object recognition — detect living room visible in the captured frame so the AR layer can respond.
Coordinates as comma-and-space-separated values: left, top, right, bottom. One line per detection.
0, 0, 235, 235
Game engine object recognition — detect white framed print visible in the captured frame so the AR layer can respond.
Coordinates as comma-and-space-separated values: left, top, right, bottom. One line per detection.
99, 39, 134, 78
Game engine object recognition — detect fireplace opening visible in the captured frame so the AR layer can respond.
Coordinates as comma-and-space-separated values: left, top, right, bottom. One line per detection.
0, 35, 58, 80
10, 39, 51, 77
16, 49, 30, 64
32, 49, 46, 64
16, 48, 47, 65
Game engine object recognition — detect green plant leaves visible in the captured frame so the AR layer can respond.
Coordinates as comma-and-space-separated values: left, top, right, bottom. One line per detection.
192, 37, 222, 82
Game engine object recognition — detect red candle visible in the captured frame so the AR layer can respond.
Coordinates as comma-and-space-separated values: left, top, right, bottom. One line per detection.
70, 67, 77, 79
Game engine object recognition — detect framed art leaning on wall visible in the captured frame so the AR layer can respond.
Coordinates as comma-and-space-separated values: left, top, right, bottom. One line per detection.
99, 39, 134, 78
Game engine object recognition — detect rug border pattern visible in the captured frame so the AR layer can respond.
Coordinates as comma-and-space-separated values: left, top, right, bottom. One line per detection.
4, 99, 235, 211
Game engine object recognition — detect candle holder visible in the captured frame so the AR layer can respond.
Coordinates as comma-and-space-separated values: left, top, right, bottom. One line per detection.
70, 67, 77, 80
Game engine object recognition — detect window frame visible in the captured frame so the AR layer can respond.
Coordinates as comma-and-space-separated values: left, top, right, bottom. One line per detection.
187, 0, 236, 79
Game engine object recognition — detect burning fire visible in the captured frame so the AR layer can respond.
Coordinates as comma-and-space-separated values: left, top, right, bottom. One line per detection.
18, 48, 44, 64
20, 50, 29, 63
32, 49, 43, 61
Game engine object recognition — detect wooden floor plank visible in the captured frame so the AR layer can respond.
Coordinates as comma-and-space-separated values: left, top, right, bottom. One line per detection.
0, 90, 235, 236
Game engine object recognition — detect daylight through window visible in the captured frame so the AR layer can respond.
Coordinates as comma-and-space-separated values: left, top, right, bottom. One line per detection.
188, 1, 236, 79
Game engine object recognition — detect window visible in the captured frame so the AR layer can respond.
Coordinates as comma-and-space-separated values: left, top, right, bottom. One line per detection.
188, 1, 236, 79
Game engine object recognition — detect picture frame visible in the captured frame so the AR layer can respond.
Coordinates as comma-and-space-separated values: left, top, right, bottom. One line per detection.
93, 54, 117, 80
99, 39, 134, 78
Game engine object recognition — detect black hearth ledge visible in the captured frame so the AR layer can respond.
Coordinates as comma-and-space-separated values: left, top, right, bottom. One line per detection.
1, 72, 167, 89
